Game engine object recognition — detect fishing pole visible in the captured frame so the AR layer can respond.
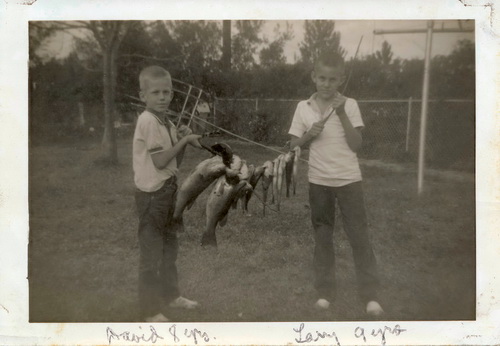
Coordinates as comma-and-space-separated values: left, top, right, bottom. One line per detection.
319, 35, 364, 125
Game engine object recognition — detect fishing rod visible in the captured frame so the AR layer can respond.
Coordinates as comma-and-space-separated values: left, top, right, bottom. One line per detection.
319, 35, 364, 125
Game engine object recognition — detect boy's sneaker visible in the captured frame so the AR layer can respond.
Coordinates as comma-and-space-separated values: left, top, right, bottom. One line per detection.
366, 301, 384, 316
314, 298, 330, 310
169, 296, 199, 309
145, 313, 170, 322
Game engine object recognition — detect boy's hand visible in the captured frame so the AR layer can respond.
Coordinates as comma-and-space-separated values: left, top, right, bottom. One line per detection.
177, 125, 193, 139
331, 95, 347, 115
306, 121, 325, 139
185, 134, 203, 148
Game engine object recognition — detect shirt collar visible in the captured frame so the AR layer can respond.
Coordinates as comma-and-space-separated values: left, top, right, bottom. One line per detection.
147, 110, 174, 128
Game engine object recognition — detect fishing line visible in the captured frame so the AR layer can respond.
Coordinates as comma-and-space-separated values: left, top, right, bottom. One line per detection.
251, 190, 280, 213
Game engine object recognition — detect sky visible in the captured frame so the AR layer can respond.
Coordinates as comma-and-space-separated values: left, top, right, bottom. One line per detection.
38, 20, 475, 63
262, 20, 475, 62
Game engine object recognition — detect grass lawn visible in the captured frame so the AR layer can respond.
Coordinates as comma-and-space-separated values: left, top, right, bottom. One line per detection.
28, 136, 475, 322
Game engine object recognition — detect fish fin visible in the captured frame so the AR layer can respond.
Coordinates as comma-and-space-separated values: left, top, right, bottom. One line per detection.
186, 197, 197, 210
219, 213, 229, 227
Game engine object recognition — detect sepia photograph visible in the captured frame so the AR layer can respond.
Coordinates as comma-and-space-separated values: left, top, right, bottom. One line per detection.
1, 1, 499, 345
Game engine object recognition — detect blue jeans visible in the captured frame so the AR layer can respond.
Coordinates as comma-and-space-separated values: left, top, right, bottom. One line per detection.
135, 177, 179, 318
309, 181, 380, 304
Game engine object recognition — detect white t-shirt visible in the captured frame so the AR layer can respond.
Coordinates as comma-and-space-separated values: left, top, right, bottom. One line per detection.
133, 110, 178, 192
288, 93, 364, 187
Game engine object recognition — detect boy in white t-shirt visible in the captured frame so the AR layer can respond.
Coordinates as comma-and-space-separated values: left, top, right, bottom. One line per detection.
288, 50, 384, 317
133, 66, 202, 322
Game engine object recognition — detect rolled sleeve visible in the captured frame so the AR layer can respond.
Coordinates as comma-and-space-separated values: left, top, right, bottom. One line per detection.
346, 99, 364, 129
288, 102, 308, 137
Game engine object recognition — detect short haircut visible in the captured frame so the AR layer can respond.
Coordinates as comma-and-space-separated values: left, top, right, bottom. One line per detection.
139, 66, 172, 90
314, 50, 345, 71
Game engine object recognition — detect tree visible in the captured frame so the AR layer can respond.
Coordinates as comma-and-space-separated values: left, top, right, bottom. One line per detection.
375, 40, 393, 66
222, 20, 231, 72
299, 20, 346, 65
30, 21, 132, 164
166, 20, 221, 85
259, 22, 293, 69
231, 20, 264, 71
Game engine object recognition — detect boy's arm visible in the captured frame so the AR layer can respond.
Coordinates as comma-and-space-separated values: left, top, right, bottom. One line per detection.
337, 106, 363, 153
151, 134, 201, 169
289, 122, 322, 149
173, 125, 192, 166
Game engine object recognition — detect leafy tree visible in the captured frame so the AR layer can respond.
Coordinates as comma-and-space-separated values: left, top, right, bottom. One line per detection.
299, 20, 346, 65
259, 22, 293, 69
166, 20, 221, 84
231, 20, 264, 71
375, 40, 394, 66
30, 20, 133, 163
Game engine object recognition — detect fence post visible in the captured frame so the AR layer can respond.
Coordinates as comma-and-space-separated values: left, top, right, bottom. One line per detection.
255, 98, 259, 112
406, 96, 413, 152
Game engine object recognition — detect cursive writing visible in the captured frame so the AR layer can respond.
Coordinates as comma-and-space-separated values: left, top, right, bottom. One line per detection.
355, 325, 406, 345
169, 324, 212, 345
293, 323, 341, 345
106, 325, 163, 344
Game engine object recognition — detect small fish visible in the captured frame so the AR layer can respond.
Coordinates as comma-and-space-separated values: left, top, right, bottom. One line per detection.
271, 156, 281, 204
261, 160, 274, 216
284, 151, 295, 198
239, 164, 265, 214
292, 146, 301, 195
201, 176, 252, 247
275, 154, 287, 211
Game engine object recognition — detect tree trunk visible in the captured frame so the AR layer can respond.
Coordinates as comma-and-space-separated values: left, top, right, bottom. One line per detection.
222, 20, 231, 72
101, 45, 118, 164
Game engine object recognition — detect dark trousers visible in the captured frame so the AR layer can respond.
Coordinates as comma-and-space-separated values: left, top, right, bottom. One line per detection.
135, 178, 179, 318
309, 181, 380, 304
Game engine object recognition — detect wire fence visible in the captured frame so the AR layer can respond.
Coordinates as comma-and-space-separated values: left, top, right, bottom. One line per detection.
213, 97, 475, 172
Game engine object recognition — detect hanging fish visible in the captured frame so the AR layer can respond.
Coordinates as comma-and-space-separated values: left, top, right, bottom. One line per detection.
271, 156, 281, 204
261, 160, 274, 216
284, 151, 295, 198
275, 154, 287, 211
201, 176, 252, 247
239, 164, 265, 214
292, 146, 301, 196
172, 154, 241, 230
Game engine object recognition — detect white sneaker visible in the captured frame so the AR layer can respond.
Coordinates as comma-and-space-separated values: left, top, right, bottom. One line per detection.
366, 300, 384, 316
169, 296, 199, 309
145, 313, 170, 322
314, 298, 330, 309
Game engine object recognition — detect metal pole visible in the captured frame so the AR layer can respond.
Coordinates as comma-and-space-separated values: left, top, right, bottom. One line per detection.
417, 21, 434, 195
406, 96, 413, 152
187, 89, 203, 128
178, 85, 192, 127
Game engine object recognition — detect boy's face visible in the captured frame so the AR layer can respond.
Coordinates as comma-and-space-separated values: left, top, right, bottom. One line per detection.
311, 63, 345, 101
140, 77, 173, 115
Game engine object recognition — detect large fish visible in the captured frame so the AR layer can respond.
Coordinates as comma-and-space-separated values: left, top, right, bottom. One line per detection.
172, 154, 240, 230
201, 176, 252, 247
261, 160, 274, 216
